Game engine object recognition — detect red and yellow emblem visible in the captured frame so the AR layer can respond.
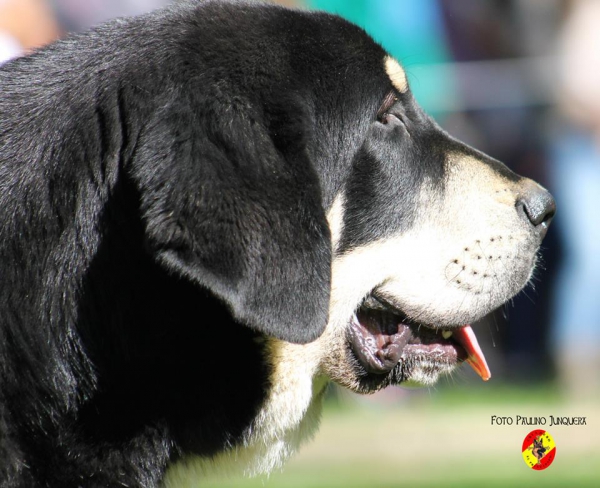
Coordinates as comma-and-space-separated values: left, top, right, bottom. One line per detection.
522, 429, 556, 470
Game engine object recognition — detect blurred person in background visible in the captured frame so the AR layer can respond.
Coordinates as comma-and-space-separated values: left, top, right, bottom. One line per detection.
51, 0, 173, 32
0, 0, 59, 63
1, 0, 175, 65
552, 0, 600, 397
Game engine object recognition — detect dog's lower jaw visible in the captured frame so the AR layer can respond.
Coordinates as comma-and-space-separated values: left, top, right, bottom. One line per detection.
323, 346, 459, 394
396, 358, 458, 387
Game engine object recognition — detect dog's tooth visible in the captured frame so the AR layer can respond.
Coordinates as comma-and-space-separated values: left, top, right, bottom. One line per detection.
441, 330, 452, 339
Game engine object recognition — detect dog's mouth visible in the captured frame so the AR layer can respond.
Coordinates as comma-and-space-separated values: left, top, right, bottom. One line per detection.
348, 293, 491, 382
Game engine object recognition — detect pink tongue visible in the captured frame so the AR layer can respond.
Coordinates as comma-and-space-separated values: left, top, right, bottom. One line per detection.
452, 325, 491, 381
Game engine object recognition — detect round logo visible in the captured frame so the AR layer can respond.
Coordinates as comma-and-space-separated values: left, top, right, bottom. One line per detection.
522, 429, 556, 470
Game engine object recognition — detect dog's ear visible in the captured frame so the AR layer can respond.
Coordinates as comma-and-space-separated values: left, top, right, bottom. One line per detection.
130, 90, 330, 344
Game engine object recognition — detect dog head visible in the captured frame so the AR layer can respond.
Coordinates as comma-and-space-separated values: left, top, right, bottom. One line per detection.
321, 85, 555, 391
130, 4, 556, 392
129, 4, 554, 392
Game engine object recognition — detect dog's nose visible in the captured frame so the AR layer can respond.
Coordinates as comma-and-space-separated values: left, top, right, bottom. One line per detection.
516, 181, 555, 237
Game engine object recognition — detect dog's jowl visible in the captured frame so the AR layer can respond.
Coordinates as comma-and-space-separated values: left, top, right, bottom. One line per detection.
0, 1, 555, 486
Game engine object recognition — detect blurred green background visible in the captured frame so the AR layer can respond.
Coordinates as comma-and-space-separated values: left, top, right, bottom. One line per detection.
198, 381, 600, 487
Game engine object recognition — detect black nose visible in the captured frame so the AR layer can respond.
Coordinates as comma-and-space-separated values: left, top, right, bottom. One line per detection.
516, 182, 556, 236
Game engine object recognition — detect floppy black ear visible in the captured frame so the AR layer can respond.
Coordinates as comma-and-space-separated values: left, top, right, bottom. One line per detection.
130, 90, 330, 344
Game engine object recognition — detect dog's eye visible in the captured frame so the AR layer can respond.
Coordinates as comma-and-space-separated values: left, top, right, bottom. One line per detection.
376, 91, 397, 121
380, 112, 405, 126
376, 92, 406, 127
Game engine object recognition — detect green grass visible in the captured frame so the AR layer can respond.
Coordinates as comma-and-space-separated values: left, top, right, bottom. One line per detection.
188, 384, 600, 487
205, 458, 599, 488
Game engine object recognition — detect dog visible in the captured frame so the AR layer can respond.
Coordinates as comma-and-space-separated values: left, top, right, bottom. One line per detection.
0, 1, 555, 486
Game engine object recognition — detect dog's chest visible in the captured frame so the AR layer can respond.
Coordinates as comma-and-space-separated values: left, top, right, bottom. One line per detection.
162, 341, 327, 486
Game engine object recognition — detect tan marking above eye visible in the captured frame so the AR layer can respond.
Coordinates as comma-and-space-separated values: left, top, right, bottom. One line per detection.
327, 193, 345, 253
384, 55, 408, 93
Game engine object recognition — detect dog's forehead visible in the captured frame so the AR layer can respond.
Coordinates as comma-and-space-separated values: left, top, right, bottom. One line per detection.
384, 56, 408, 94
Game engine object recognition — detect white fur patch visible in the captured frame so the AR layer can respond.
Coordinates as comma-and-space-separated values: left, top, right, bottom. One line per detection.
320, 153, 542, 387
327, 153, 538, 330
385, 55, 408, 93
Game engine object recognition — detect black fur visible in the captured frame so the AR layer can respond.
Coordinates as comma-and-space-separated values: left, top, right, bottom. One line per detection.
0, 2, 393, 485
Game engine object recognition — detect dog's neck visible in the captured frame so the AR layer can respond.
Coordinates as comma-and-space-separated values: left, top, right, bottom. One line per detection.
162, 340, 329, 484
